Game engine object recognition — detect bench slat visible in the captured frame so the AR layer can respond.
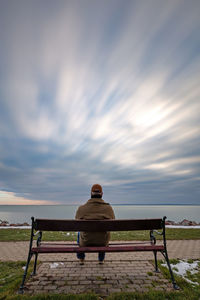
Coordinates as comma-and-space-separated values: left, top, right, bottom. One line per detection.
38, 241, 152, 246
31, 245, 164, 253
34, 218, 163, 231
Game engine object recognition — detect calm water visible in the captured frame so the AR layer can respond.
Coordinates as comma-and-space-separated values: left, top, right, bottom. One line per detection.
0, 205, 199, 224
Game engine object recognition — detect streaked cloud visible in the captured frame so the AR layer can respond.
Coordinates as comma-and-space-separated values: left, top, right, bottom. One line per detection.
0, 191, 54, 205
0, 0, 200, 204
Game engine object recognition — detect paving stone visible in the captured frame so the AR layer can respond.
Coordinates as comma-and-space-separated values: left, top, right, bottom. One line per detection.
34, 290, 45, 294
59, 286, 72, 292
30, 281, 40, 286
55, 280, 66, 286
109, 288, 122, 293
80, 280, 92, 285
39, 281, 49, 286
26, 290, 34, 294
123, 287, 136, 292
104, 279, 117, 284
65, 280, 79, 285
43, 285, 57, 290
137, 287, 149, 292
100, 284, 112, 288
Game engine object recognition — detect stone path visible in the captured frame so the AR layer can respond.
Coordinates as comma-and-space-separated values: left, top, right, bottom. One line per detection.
25, 260, 172, 295
1, 240, 199, 296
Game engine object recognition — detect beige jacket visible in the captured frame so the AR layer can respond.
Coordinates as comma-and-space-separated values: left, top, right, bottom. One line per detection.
75, 198, 115, 247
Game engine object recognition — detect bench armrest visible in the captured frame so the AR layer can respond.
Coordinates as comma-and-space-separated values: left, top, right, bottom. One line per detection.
152, 230, 163, 236
34, 231, 43, 246
33, 231, 40, 237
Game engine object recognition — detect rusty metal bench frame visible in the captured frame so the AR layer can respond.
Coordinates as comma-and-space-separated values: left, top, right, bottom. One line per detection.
19, 216, 178, 293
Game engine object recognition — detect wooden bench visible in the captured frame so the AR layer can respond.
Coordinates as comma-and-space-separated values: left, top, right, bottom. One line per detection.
19, 216, 178, 293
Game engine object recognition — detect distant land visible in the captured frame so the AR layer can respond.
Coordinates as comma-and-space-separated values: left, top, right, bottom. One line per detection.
0, 203, 199, 206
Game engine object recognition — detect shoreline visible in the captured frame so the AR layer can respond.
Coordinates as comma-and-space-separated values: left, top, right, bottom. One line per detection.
0, 218, 200, 229
0, 225, 200, 229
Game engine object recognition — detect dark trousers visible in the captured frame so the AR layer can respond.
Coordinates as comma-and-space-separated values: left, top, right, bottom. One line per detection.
76, 232, 105, 261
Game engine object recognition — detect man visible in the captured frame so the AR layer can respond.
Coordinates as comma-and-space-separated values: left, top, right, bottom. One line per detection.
75, 184, 115, 264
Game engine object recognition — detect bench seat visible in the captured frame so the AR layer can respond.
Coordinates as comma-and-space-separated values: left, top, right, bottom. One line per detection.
31, 244, 164, 253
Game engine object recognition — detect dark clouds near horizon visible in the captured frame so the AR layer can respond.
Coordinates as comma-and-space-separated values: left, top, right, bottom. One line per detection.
0, 0, 200, 205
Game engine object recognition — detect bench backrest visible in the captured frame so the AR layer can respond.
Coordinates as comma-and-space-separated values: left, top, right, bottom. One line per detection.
33, 218, 163, 232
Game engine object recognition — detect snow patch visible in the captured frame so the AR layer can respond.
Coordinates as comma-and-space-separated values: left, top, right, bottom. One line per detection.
49, 262, 64, 269
0, 226, 31, 229
162, 260, 199, 285
49, 263, 59, 269
166, 225, 200, 229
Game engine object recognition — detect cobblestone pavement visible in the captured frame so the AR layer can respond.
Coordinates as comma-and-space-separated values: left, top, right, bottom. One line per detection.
24, 260, 172, 295
1, 240, 199, 296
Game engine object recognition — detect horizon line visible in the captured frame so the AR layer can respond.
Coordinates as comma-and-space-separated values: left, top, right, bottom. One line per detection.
0, 203, 199, 206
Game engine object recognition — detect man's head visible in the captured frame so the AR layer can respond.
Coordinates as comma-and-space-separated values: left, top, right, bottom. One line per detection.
91, 184, 103, 198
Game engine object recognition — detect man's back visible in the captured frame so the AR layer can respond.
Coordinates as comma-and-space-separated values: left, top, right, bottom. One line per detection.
75, 189, 115, 247
75, 197, 115, 220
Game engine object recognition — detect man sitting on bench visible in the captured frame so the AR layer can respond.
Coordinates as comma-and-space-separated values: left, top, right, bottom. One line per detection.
75, 184, 115, 265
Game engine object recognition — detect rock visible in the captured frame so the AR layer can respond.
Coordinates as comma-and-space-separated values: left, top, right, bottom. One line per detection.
0, 222, 9, 226
9, 222, 30, 227
0, 221, 30, 227
0, 220, 9, 225
22, 222, 30, 226
165, 220, 176, 225
165, 219, 199, 226
179, 219, 197, 226
189, 221, 197, 226
179, 219, 190, 226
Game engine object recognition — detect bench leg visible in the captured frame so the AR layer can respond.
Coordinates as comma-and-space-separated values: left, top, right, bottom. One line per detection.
153, 251, 159, 272
18, 217, 35, 294
161, 251, 179, 290
18, 252, 33, 294
32, 253, 38, 276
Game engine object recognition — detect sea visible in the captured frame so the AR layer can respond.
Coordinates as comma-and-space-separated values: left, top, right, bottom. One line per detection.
0, 205, 199, 224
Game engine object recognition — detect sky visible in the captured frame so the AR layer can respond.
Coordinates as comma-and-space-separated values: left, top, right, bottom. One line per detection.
0, 0, 200, 205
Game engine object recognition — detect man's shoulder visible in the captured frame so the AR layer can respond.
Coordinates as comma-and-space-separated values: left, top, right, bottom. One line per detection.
76, 200, 92, 212
88, 198, 111, 205
78, 199, 113, 208
75, 203, 87, 219
100, 199, 113, 207
77, 203, 87, 211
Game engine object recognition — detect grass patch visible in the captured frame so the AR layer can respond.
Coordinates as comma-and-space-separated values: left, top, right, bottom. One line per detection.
0, 261, 33, 297
96, 276, 103, 281
0, 230, 77, 242
167, 258, 179, 265
187, 258, 194, 264
0, 228, 200, 242
106, 290, 197, 300
110, 228, 200, 241
4, 295, 98, 300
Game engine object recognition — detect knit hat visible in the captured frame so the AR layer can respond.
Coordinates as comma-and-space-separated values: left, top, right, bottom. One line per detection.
91, 184, 103, 194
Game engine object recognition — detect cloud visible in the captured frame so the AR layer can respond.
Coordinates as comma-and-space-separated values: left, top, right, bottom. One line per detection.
0, 0, 200, 204
0, 191, 54, 205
